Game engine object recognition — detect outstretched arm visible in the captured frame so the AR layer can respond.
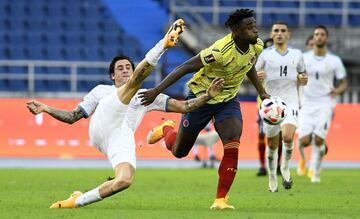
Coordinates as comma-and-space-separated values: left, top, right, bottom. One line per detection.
139, 54, 204, 106
330, 78, 348, 97
166, 78, 224, 113
26, 100, 84, 124
247, 66, 269, 100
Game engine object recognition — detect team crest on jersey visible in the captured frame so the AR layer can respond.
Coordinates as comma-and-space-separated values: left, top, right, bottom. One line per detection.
182, 119, 189, 128
249, 56, 257, 65
204, 54, 215, 64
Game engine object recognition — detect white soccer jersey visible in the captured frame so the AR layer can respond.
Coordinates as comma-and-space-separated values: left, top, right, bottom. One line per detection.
302, 50, 346, 106
78, 84, 116, 118
255, 46, 306, 108
124, 89, 169, 131
78, 85, 170, 131
81, 84, 169, 169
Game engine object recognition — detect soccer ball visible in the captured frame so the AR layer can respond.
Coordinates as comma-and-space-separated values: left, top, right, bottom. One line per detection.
259, 97, 287, 125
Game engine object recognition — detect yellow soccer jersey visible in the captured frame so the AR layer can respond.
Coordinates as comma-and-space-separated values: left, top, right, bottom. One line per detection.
187, 34, 263, 104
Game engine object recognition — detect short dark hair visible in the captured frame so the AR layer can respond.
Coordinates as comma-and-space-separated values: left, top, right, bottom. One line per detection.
306, 34, 314, 46
314, 25, 329, 36
263, 38, 274, 49
272, 21, 289, 28
108, 55, 135, 80
225, 9, 255, 28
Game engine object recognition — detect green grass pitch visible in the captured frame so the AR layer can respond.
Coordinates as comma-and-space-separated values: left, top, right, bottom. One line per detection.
0, 168, 359, 219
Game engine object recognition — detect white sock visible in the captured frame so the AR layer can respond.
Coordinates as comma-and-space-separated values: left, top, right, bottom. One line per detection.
193, 145, 198, 156
145, 39, 166, 66
75, 187, 102, 207
266, 147, 278, 176
281, 141, 294, 170
298, 140, 306, 160
314, 144, 326, 176
309, 140, 317, 171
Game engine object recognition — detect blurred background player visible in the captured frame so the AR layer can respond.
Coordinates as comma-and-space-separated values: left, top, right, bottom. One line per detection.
141, 9, 268, 210
192, 121, 220, 168
305, 35, 315, 50
255, 22, 308, 192
255, 37, 285, 177
297, 25, 347, 183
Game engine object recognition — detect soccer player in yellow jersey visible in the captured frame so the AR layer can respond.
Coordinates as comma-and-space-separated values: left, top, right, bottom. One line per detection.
140, 9, 269, 210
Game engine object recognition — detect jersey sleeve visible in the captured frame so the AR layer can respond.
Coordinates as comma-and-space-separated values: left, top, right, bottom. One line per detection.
254, 38, 264, 58
199, 44, 224, 67
78, 87, 100, 118
334, 56, 346, 79
255, 51, 265, 71
297, 52, 306, 73
146, 93, 170, 112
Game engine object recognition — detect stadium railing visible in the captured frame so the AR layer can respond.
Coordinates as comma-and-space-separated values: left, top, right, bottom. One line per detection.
0, 60, 162, 98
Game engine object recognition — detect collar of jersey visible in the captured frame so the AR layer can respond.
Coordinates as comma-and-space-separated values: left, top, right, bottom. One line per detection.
235, 44, 250, 55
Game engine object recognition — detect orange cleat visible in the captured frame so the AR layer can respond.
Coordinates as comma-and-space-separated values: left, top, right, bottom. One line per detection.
49, 191, 83, 209
210, 197, 235, 210
163, 19, 185, 48
147, 119, 175, 144
297, 159, 306, 176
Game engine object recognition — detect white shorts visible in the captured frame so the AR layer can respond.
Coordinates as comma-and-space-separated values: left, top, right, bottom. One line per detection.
89, 91, 137, 169
297, 104, 333, 140
264, 104, 298, 138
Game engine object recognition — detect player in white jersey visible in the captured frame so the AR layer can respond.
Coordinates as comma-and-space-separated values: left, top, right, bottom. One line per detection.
26, 20, 223, 208
255, 22, 308, 192
297, 25, 347, 183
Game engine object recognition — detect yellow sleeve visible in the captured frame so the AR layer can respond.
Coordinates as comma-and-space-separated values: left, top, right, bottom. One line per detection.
199, 45, 223, 67
257, 95, 262, 109
254, 38, 264, 58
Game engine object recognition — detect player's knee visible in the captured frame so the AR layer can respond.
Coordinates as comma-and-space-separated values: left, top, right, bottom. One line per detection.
300, 136, 311, 147
112, 177, 133, 192
282, 135, 293, 144
314, 136, 324, 146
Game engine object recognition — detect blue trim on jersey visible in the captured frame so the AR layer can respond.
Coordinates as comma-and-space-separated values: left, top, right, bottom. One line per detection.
165, 96, 170, 112
78, 105, 89, 118
275, 48, 289, 56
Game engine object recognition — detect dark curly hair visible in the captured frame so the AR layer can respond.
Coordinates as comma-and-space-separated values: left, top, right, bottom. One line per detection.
225, 9, 255, 28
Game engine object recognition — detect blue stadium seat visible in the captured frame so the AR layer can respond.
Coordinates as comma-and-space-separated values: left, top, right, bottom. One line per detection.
349, 2, 360, 8
349, 15, 360, 26
8, 79, 28, 91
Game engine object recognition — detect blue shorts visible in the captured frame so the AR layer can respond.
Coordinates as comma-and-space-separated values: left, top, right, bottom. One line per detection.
180, 91, 243, 134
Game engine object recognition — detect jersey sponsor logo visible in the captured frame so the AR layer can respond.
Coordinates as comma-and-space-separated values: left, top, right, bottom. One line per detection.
249, 55, 257, 65
204, 54, 215, 64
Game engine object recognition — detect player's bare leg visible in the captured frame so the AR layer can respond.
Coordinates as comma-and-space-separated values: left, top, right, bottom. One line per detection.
280, 124, 296, 189
117, 19, 185, 105
50, 162, 135, 208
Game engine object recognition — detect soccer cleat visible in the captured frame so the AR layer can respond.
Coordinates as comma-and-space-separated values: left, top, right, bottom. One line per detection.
268, 174, 278, 192
163, 19, 185, 48
210, 197, 235, 210
307, 169, 315, 178
147, 119, 176, 144
311, 174, 321, 183
297, 159, 306, 176
49, 191, 83, 209
282, 177, 293, 189
256, 167, 267, 176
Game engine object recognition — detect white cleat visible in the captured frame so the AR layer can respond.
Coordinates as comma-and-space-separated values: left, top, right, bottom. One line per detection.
268, 173, 278, 193
311, 174, 321, 183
